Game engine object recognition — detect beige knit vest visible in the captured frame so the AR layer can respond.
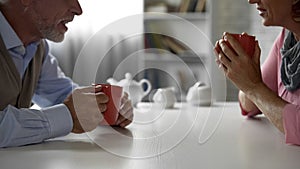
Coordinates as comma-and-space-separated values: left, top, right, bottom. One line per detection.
0, 35, 45, 110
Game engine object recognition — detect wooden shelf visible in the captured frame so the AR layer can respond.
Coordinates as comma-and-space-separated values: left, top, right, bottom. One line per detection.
143, 12, 208, 21
142, 0, 212, 93
142, 52, 206, 63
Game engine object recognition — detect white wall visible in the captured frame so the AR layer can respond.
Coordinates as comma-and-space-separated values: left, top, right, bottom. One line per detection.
248, 5, 281, 62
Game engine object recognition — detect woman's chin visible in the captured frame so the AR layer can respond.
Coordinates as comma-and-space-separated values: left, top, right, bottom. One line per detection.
262, 20, 272, 27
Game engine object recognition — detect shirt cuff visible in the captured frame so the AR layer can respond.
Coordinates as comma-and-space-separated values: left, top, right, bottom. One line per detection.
283, 104, 300, 145
42, 104, 73, 139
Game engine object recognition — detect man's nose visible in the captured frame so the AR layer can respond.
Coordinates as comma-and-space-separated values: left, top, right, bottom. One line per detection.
70, 0, 83, 16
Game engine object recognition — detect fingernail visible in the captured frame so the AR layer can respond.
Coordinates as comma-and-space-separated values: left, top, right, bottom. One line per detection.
223, 35, 228, 41
95, 84, 101, 88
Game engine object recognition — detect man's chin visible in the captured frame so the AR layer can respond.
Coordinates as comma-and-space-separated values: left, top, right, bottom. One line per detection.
42, 30, 65, 42
46, 35, 65, 43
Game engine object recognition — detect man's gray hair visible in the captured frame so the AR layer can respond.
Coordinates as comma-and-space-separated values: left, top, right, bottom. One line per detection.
0, 0, 8, 4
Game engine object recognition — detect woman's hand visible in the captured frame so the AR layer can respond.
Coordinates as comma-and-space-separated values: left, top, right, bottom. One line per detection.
214, 32, 263, 94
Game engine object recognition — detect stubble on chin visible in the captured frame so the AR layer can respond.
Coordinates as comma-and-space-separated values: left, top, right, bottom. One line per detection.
27, 6, 65, 43
39, 26, 65, 42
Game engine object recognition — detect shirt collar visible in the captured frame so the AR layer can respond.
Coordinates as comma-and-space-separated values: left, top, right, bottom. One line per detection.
0, 11, 24, 50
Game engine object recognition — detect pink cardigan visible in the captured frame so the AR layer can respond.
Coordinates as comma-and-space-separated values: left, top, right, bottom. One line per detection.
240, 29, 300, 145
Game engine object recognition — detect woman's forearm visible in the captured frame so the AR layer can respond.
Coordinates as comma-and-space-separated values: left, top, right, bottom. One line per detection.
245, 82, 287, 133
239, 91, 258, 112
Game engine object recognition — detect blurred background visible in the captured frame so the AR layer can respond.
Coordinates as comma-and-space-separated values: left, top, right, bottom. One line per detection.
49, 0, 281, 102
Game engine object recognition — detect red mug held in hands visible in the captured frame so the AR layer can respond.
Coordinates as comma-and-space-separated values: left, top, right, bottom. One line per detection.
217, 33, 256, 57
98, 84, 123, 125
231, 33, 256, 57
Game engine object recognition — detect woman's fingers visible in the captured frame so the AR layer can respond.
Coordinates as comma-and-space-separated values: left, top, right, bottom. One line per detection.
253, 41, 261, 65
218, 43, 232, 67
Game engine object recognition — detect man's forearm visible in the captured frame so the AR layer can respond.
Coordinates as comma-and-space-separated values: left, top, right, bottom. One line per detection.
0, 104, 72, 148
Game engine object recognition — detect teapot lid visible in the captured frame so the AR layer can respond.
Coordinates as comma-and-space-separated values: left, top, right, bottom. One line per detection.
125, 73, 132, 80
193, 81, 205, 88
118, 73, 137, 86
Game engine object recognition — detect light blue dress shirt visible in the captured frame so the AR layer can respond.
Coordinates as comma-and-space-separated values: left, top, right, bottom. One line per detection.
0, 11, 79, 147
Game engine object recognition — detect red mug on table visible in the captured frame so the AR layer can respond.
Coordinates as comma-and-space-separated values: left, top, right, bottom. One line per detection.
98, 84, 123, 125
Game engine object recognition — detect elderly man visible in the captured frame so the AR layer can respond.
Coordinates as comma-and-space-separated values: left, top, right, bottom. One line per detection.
0, 0, 133, 148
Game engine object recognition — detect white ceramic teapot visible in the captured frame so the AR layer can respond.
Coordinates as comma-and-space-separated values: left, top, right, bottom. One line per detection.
186, 82, 212, 106
107, 73, 152, 106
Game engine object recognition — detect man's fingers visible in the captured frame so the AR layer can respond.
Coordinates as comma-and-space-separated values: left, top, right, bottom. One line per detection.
116, 99, 133, 127
76, 85, 102, 93
98, 103, 107, 112
121, 92, 129, 103
119, 119, 133, 128
95, 92, 109, 103
117, 112, 133, 127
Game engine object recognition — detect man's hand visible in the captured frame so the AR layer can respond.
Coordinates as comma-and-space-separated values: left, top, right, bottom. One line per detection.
64, 85, 109, 133
115, 92, 133, 128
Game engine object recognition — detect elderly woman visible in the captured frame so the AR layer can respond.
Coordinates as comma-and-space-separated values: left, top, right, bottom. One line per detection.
214, 0, 300, 145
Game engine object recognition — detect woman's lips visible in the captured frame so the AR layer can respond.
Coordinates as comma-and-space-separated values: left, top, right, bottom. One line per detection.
257, 7, 267, 16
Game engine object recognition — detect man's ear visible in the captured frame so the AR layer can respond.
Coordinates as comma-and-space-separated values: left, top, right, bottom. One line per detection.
20, 0, 33, 6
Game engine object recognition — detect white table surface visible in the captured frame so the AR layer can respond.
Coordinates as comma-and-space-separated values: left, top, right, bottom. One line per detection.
1, 102, 300, 169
